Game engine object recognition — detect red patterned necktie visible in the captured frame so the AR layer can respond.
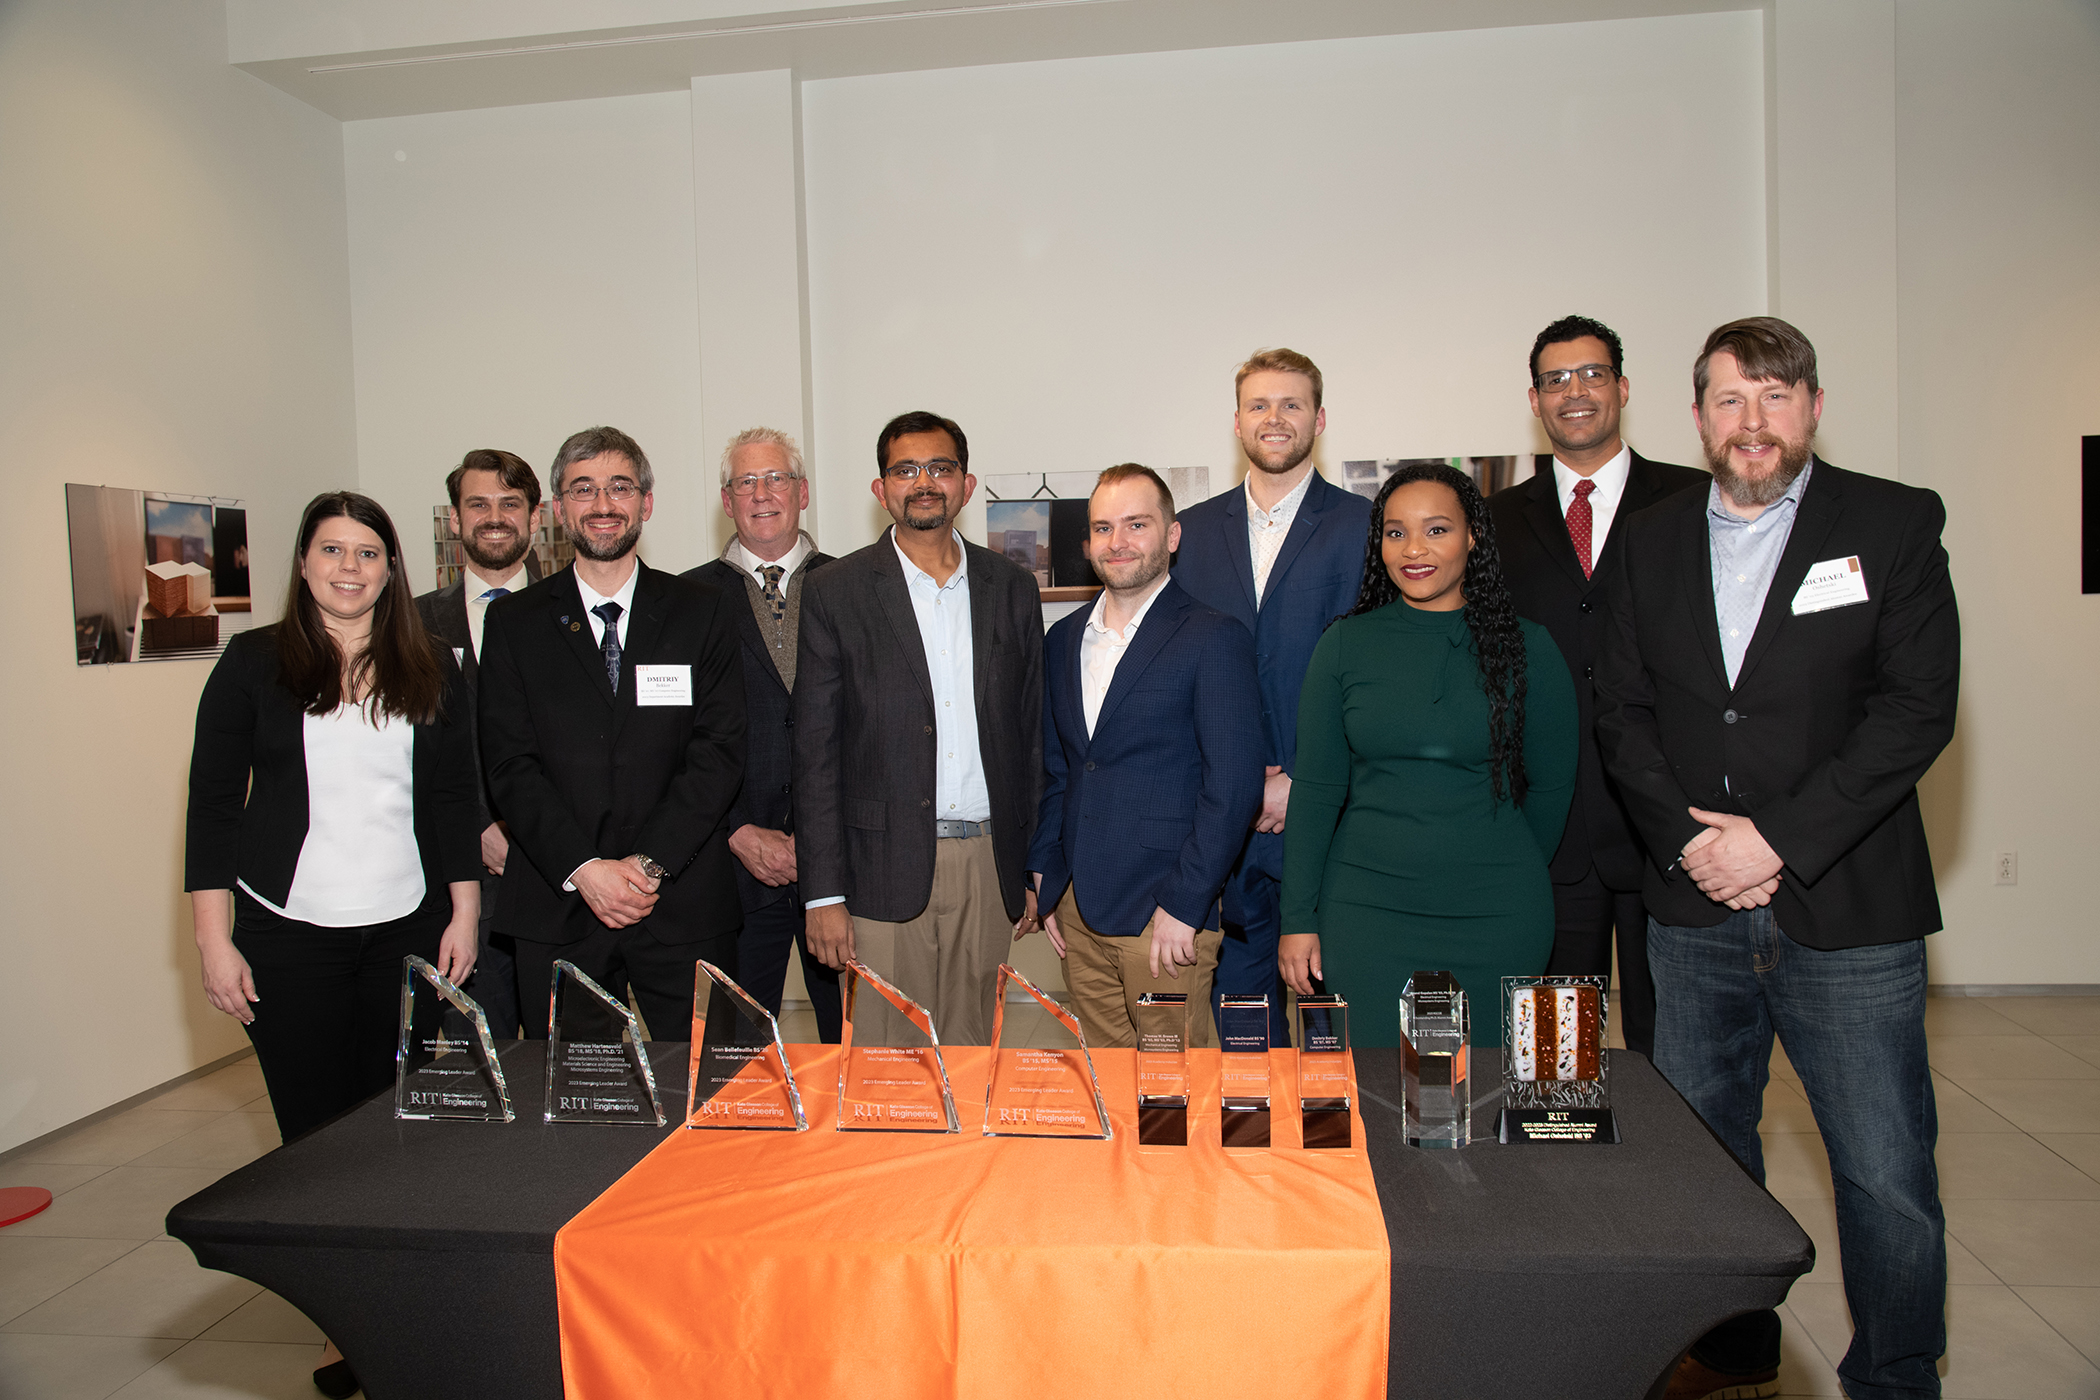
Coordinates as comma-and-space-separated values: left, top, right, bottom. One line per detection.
1567, 478, 1597, 579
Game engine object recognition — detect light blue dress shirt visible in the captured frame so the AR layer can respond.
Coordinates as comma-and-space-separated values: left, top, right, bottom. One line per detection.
895, 529, 992, 823
1708, 462, 1813, 687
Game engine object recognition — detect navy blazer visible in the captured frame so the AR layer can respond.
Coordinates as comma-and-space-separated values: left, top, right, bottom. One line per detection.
1169, 469, 1371, 881
1026, 580, 1265, 937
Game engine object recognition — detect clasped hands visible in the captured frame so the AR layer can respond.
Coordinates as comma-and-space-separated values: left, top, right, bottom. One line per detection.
574, 856, 661, 928
1681, 807, 1783, 910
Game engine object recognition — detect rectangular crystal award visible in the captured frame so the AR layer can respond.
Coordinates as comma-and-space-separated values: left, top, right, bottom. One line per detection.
1296, 995, 1352, 1149
1498, 975, 1618, 1143
982, 965, 1111, 1139
1217, 995, 1272, 1148
685, 960, 808, 1131
1135, 992, 1190, 1146
836, 959, 959, 1133
395, 955, 514, 1122
1399, 971, 1468, 1149
543, 959, 665, 1126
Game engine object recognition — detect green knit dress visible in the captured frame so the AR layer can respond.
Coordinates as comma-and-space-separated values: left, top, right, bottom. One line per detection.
1281, 602, 1578, 1048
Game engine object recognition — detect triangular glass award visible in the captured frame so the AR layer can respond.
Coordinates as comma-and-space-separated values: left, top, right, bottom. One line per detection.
982, 964, 1111, 1140
395, 954, 514, 1122
685, 960, 808, 1132
837, 959, 958, 1134
544, 959, 665, 1126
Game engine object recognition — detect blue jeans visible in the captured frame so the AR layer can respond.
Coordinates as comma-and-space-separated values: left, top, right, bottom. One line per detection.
1650, 909, 1945, 1400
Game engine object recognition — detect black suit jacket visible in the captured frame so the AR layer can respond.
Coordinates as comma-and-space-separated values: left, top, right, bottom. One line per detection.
793, 529, 1043, 924
1489, 450, 1708, 887
478, 562, 747, 947
414, 560, 542, 833
1594, 459, 1960, 948
683, 550, 835, 913
185, 625, 481, 904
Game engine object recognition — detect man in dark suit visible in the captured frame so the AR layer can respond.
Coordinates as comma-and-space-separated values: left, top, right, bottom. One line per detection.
794, 410, 1043, 1046
1488, 316, 1707, 1057
414, 448, 547, 1037
1596, 318, 1958, 1400
1170, 348, 1371, 1042
683, 426, 843, 1042
1026, 466, 1263, 1049
479, 426, 746, 1041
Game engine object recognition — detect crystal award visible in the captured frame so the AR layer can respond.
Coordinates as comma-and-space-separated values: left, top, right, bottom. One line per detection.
1498, 976, 1618, 1143
837, 960, 959, 1133
685, 959, 806, 1131
1296, 995, 1352, 1149
982, 965, 1111, 1139
1399, 971, 1468, 1149
542, 959, 665, 1126
395, 954, 514, 1122
1135, 992, 1190, 1146
1217, 995, 1272, 1148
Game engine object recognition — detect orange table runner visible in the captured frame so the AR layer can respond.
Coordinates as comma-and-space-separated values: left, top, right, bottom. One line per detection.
555, 1045, 1390, 1400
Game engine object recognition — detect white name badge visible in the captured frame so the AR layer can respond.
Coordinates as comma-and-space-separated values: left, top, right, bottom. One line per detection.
1791, 555, 1871, 615
635, 664, 693, 706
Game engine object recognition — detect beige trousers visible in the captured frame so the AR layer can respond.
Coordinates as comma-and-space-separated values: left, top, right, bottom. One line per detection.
1056, 890, 1221, 1050
848, 834, 1008, 1047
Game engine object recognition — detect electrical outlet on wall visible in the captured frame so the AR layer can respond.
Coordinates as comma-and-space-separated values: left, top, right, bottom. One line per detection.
1995, 851, 2019, 886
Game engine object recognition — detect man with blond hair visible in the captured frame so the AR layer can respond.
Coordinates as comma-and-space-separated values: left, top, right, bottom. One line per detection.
684, 427, 842, 1039
1171, 349, 1370, 1042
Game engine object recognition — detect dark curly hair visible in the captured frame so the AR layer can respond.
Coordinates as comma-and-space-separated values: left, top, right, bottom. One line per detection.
1346, 463, 1531, 805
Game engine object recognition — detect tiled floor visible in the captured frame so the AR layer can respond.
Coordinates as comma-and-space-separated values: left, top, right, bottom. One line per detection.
5, 997, 2100, 1398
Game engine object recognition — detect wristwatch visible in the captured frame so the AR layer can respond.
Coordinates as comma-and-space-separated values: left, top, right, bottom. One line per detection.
633, 854, 668, 880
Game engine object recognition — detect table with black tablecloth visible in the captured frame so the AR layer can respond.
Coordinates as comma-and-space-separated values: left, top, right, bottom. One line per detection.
167, 1042, 1810, 1400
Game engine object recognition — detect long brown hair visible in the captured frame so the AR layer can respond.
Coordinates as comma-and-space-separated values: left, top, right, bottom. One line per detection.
277, 491, 445, 723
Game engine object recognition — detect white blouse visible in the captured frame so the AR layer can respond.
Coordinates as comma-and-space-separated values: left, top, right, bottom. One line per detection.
242, 705, 424, 927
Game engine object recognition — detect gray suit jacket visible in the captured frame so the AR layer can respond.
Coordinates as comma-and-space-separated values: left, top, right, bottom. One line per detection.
793, 529, 1043, 924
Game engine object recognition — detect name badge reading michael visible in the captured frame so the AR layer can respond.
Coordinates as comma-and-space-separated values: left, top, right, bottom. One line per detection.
1791, 556, 1870, 615
635, 664, 693, 706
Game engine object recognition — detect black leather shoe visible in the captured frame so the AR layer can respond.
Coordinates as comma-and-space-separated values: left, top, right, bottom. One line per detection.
312, 1358, 359, 1398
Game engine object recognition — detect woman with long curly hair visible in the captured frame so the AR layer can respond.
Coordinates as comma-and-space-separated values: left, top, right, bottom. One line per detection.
1277, 463, 1577, 1047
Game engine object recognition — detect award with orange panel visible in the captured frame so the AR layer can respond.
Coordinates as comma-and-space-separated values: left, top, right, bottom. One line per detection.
685, 960, 807, 1132
836, 959, 958, 1134
982, 964, 1111, 1139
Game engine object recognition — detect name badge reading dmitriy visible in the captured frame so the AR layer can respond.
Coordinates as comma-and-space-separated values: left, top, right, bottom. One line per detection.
635, 664, 693, 706
1791, 556, 1871, 615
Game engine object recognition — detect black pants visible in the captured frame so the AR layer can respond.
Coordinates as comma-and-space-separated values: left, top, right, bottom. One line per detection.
234, 890, 447, 1143
514, 918, 739, 1044
1544, 865, 1655, 1057
737, 895, 843, 1043
462, 873, 521, 1039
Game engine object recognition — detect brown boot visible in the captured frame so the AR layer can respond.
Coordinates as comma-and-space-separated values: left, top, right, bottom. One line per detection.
1663, 1354, 1780, 1400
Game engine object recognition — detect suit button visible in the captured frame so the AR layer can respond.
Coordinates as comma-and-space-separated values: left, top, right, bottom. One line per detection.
1723, 709, 1739, 724
781, 783, 791, 795
784, 715, 793, 727
923, 725, 933, 735
1583, 665, 1594, 681
920, 799, 930, 808
1084, 761, 1096, 771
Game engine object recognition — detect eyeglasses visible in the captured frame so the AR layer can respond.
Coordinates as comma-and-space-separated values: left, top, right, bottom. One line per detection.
1535, 364, 1618, 393
561, 480, 641, 504
727, 471, 802, 496
883, 459, 962, 483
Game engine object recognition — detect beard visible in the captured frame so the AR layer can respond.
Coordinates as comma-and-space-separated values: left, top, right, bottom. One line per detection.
461, 524, 529, 572
1091, 543, 1170, 594
1703, 428, 1814, 507
899, 490, 953, 532
1242, 426, 1315, 477
570, 513, 644, 562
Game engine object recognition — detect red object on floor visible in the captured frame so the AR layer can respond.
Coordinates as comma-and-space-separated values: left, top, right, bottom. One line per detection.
0, 1187, 53, 1228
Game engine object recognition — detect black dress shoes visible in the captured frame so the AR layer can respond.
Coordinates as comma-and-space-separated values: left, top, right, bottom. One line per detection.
312, 1357, 359, 1398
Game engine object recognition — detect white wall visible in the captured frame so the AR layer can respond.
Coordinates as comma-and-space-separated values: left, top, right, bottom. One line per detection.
1899, 0, 2100, 985
800, 12, 1766, 546
0, 0, 358, 1152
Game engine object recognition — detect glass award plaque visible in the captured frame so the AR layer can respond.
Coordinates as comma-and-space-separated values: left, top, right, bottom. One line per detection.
836, 959, 959, 1134
685, 960, 807, 1132
395, 955, 514, 1122
1218, 995, 1272, 1148
1399, 971, 1468, 1149
982, 965, 1111, 1139
541, 959, 664, 1126
1296, 995, 1352, 1149
1497, 975, 1618, 1144
1135, 992, 1190, 1146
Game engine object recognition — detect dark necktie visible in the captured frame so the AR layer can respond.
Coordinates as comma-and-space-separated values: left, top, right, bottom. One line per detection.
759, 564, 785, 622
476, 586, 510, 603
1567, 478, 1597, 579
592, 601, 623, 692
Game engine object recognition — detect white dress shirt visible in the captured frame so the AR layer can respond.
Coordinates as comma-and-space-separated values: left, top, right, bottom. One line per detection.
243, 707, 423, 927
723, 530, 816, 586
463, 561, 530, 661
1246, 466, 1317, 606
574, 563, 639, 649
1080, 573, 1171, 737
1551, 444, 1633, 556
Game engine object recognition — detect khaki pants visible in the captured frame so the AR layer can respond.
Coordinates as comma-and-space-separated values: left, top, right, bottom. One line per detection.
1057, 890, 1221, 1050
849, 834, 1008, 1047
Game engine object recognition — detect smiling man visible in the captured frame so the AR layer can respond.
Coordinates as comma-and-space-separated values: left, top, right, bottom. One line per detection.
477, 425, 747, 1042
1596, 319, 1959, 1400
1171, 349, 1370, 1043
1488, 316, 1706, 1058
